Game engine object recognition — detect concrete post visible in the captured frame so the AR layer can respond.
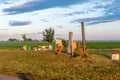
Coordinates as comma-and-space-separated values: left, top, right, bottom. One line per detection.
68, 32, 74, 56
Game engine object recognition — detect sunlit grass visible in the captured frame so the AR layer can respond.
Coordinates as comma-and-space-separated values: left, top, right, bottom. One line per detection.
0, 49, 120, 80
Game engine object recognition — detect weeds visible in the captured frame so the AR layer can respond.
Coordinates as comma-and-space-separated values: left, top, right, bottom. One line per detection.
0, 49, 120, 80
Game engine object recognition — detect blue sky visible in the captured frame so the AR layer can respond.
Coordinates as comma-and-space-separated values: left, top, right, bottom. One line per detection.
0, 0, 120, 41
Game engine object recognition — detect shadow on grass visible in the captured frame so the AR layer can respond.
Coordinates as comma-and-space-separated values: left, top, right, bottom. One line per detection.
112, 60, 120, 67
0, 68, 35, 80
18, 73, 34, 80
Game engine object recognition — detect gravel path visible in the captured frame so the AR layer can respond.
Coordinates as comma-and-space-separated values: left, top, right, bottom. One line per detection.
0, 75, 21, 80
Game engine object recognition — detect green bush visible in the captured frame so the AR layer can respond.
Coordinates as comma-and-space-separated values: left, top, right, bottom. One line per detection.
62, 39, 68, 48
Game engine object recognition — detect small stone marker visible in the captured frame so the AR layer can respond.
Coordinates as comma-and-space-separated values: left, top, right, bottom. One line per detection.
112, 52, 119, 60
33, 47, 38, 51
22, 45, 27, 51
55, 38, 62, 47
37, 48, 41, 51
49, 44, 53, 50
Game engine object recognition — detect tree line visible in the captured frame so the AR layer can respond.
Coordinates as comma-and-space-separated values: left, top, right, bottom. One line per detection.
8, 27, 55, 43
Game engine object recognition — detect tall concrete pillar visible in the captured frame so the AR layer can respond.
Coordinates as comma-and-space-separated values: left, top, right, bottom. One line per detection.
68, 32, 74, 56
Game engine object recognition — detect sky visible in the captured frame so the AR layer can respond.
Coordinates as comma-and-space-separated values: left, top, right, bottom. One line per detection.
0, 0, 120, 41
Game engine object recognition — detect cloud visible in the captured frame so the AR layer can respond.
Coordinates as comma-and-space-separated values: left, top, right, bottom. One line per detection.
54, 11, 85, 17
70, 0, 120, 25
20, 32, 42, 39
55, 25, 64, 28
87, 20, 119, 25
0, 0, 16, 4
26, 32, 42, 35
3, 0, 88, 15
0, 29, 9, 30
1, 0, 120, 26
71, 14, 120, 25
55, 34, 62, 37
9, 20, 32, 26
40, 19, 49, 22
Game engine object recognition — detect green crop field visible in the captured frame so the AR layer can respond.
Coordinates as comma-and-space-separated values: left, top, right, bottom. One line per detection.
86, 41, 120, 49
0, 41, 120, 49
0, 42, 50, 49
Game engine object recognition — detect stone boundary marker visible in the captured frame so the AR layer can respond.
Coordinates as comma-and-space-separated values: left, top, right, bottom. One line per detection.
112, 52, 119, 60
33, 45, 53, 51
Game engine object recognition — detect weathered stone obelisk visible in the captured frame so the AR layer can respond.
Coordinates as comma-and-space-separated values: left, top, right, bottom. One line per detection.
68, 32, 74, 56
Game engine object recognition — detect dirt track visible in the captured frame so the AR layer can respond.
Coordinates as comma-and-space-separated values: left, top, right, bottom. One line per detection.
0, 75, 21, 80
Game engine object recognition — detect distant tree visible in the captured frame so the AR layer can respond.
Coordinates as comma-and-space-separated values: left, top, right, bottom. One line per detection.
8, 38, 18, 42
21, 34, 28, 42
33, 39, 39, 42
62, 39, 68, 48
42, 27, 54, 43
27, 38, 33, 42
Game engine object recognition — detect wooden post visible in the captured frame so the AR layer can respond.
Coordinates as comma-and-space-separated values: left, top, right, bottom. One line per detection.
81, 22, 87, 56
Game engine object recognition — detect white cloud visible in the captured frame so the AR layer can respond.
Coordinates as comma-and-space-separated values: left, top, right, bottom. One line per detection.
0, 0, 120, 40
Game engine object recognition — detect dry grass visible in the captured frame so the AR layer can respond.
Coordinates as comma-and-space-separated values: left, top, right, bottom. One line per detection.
0, 49, 120, 80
